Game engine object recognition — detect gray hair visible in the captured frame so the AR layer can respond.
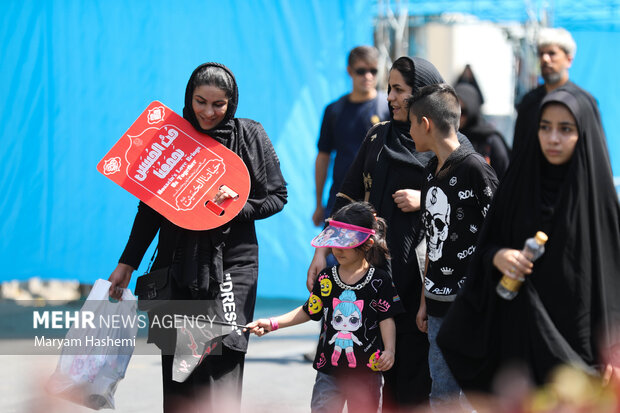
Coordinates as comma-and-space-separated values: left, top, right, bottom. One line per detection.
537, 27, 577, 58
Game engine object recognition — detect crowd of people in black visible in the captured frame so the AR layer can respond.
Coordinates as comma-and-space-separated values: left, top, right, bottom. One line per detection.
107, 28, 620, 413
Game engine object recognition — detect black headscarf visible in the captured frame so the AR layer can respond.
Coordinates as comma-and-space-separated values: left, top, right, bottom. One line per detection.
373, 57, 474, 230
378, 56, 446, 197
173, 62, 241, 295
455, 83, 501, 143
455, 64, 485, 105
437, 87, 620, 391
455, 83, 510, 175
512, 81, 601, 159
183, 62, 239, 145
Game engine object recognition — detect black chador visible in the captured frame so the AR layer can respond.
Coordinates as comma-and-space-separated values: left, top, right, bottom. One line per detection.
437, 87, 620, 393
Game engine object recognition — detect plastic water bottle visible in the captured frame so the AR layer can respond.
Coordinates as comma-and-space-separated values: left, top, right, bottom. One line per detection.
496, 231, 548, 300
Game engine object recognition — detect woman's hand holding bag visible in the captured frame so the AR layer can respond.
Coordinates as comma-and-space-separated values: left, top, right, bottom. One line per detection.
46, 279, 138, 410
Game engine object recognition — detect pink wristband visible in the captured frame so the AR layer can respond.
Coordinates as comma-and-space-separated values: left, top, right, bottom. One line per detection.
269, 317, 279, 331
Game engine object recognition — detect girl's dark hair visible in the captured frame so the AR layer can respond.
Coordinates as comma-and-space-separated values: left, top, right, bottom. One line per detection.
192, 65, 235, 100
332, 202, 390, 266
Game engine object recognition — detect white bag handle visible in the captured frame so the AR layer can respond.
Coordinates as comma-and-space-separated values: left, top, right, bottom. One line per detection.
89, 279, 137, 302
89, 279, 112, 300
121, 286, 137, 302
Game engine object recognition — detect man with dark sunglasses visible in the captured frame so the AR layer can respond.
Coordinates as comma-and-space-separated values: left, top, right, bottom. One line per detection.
313, 46, 390, 229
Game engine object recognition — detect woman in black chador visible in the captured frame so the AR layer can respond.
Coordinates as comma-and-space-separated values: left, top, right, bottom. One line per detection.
455, 82, 510, 178
437, 87, 620, 395
108, 63, 287, 411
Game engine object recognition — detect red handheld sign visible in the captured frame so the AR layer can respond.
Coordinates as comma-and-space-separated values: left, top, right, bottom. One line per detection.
97, 101, 250, 230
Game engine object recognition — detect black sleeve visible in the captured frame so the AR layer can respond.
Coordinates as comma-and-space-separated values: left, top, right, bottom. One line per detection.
236, 121, 288, 222
118, 201, 161, 269
468, 157, 501, 279
470, 157, 499, 219
418, 174, 431, 246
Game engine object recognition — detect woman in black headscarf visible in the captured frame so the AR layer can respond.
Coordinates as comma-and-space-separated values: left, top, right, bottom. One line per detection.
455, 82, 510, 178
437, 87, 620, 395
307, 56, 472, 408
108, 63, 287, 411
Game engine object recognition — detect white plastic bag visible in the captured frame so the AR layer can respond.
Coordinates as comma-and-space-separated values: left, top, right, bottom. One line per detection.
46, 279, 138, 410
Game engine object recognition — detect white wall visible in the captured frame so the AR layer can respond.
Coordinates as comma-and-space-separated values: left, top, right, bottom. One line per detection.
421, 21, 515, 117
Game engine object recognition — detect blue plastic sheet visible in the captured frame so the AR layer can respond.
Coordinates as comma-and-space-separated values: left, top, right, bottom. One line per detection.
570, 31, 620, 177
1, 1, 618, 299
0, 0, 375, 299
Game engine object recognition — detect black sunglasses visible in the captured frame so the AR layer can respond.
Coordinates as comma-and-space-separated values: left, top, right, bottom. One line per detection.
354, 68, 378, 76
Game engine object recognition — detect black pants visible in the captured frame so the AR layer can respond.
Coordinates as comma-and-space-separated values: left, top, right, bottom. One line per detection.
161, 346, 245, 413
382, 330, 431, 410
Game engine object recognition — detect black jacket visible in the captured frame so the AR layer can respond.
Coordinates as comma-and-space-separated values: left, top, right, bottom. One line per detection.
421, 144, 498, 317
120, 63, 287, 353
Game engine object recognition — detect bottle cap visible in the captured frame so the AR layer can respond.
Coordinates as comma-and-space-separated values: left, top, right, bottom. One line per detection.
535, 231, 548, 245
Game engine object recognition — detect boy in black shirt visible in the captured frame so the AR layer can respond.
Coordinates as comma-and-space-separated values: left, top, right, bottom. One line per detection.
407, 83, 498, 410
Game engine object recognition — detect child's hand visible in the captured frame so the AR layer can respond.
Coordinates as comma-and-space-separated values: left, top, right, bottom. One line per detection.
376, 349, 395, 371
244, 319, 272, 336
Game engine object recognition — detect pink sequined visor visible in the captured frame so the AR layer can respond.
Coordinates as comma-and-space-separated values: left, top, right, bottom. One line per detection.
311, 220, 375, 249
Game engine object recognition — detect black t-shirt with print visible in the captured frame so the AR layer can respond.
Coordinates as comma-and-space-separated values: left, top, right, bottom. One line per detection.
421, 145, 498, 317
302, 265, 404, 374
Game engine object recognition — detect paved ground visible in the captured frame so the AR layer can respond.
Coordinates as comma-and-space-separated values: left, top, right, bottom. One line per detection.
0, 322, 320, 413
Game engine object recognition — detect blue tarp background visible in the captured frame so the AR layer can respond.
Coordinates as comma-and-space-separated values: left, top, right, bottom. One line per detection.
570, 31, 620, 176
1, 0, 375, 299
1, 1, 618, 299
